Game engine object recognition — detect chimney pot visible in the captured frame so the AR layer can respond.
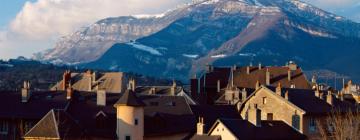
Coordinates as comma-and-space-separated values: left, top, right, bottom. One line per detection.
246, 66, 250, 75
326, 91, 333, 105
21, 81, 31, 103
217, 80, 221, 93
288, 69, 292, 81
197, 117, 205, 135
171, 80, 177, 96
258, 63, 262, 70
276, 83, 282, 96
255, 81, 260, 90
285, 91, 289, 100
97, 89, 106, 106
66, 87, 73, 100
266, 68, 270, 86
242, 88, 247, 101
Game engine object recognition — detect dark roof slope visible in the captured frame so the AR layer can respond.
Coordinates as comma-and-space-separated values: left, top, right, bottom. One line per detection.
114, 89, 145, 107
0, 91, 68, 119
266, 87, 359, 115
141, 95, 193, 116
216, 119, 306, 140
190, 135, 221, 140
190, 105, 241, 133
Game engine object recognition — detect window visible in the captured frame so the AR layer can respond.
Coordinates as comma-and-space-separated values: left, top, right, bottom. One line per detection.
0, 121, 9, 135
292, 114, 300, 130
263, 97, 267, 104
267, 113, 273, 121
309, 117, 317, 133
125, 136, 131, 140
134, 119, 138, 125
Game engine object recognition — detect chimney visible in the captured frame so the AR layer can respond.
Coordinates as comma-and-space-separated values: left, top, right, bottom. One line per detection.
247, 66, 250, 75
266, 68, 270, 86
285, 91, 289, 100
234, 88, 240, 101
288, 69, 292, 81
248, 104, 261, 127
319, 92, 324, 100
196, 117, 205, 135
276, 83, 282, 96
288, 61, 297, 70
62, 70, 71, 90
97, 89, 106, 106
128, 78, 136, 92
21, 81, 31, 103
92, 71, 97, 83
258, 63, 262, 70
311, 75, 317, 84
206, 64, 213, 73
290, 83, 296, 89
242, 88, 247, 101
217, 80, 221, 93
191, 78, 198, 99
66, 84, 73, 100
315, 88, 320, 98
149, 87, 157, 95
88, 77, 92, 92
171, 80, 177, 96
326, 91, 333, 105
255, 81, 260, 90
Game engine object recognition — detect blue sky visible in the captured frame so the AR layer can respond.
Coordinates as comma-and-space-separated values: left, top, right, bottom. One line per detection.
0, 0, 359, 59
0, 1, 28, 27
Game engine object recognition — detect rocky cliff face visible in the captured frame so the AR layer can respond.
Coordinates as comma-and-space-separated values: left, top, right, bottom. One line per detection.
33, 5, 191, 64
36, 0, 360, 82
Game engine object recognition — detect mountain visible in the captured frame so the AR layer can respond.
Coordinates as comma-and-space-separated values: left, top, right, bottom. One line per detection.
33, 5, 192, 64
36, 0, 360, 83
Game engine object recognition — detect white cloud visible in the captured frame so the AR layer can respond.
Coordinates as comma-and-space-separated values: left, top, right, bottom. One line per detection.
10, 0, 191, 40
0, 0, 190, 59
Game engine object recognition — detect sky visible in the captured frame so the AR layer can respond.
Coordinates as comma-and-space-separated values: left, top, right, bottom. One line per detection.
0, 0, 360, 60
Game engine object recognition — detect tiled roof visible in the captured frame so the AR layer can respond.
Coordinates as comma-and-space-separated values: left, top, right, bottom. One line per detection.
233, 66, 311, 89
210, 119, 306, 140
52, 72, 123, 93
114, 89, 145, 107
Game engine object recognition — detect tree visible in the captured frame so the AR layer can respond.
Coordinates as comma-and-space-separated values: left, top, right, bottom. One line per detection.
316, 109, 360, 140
